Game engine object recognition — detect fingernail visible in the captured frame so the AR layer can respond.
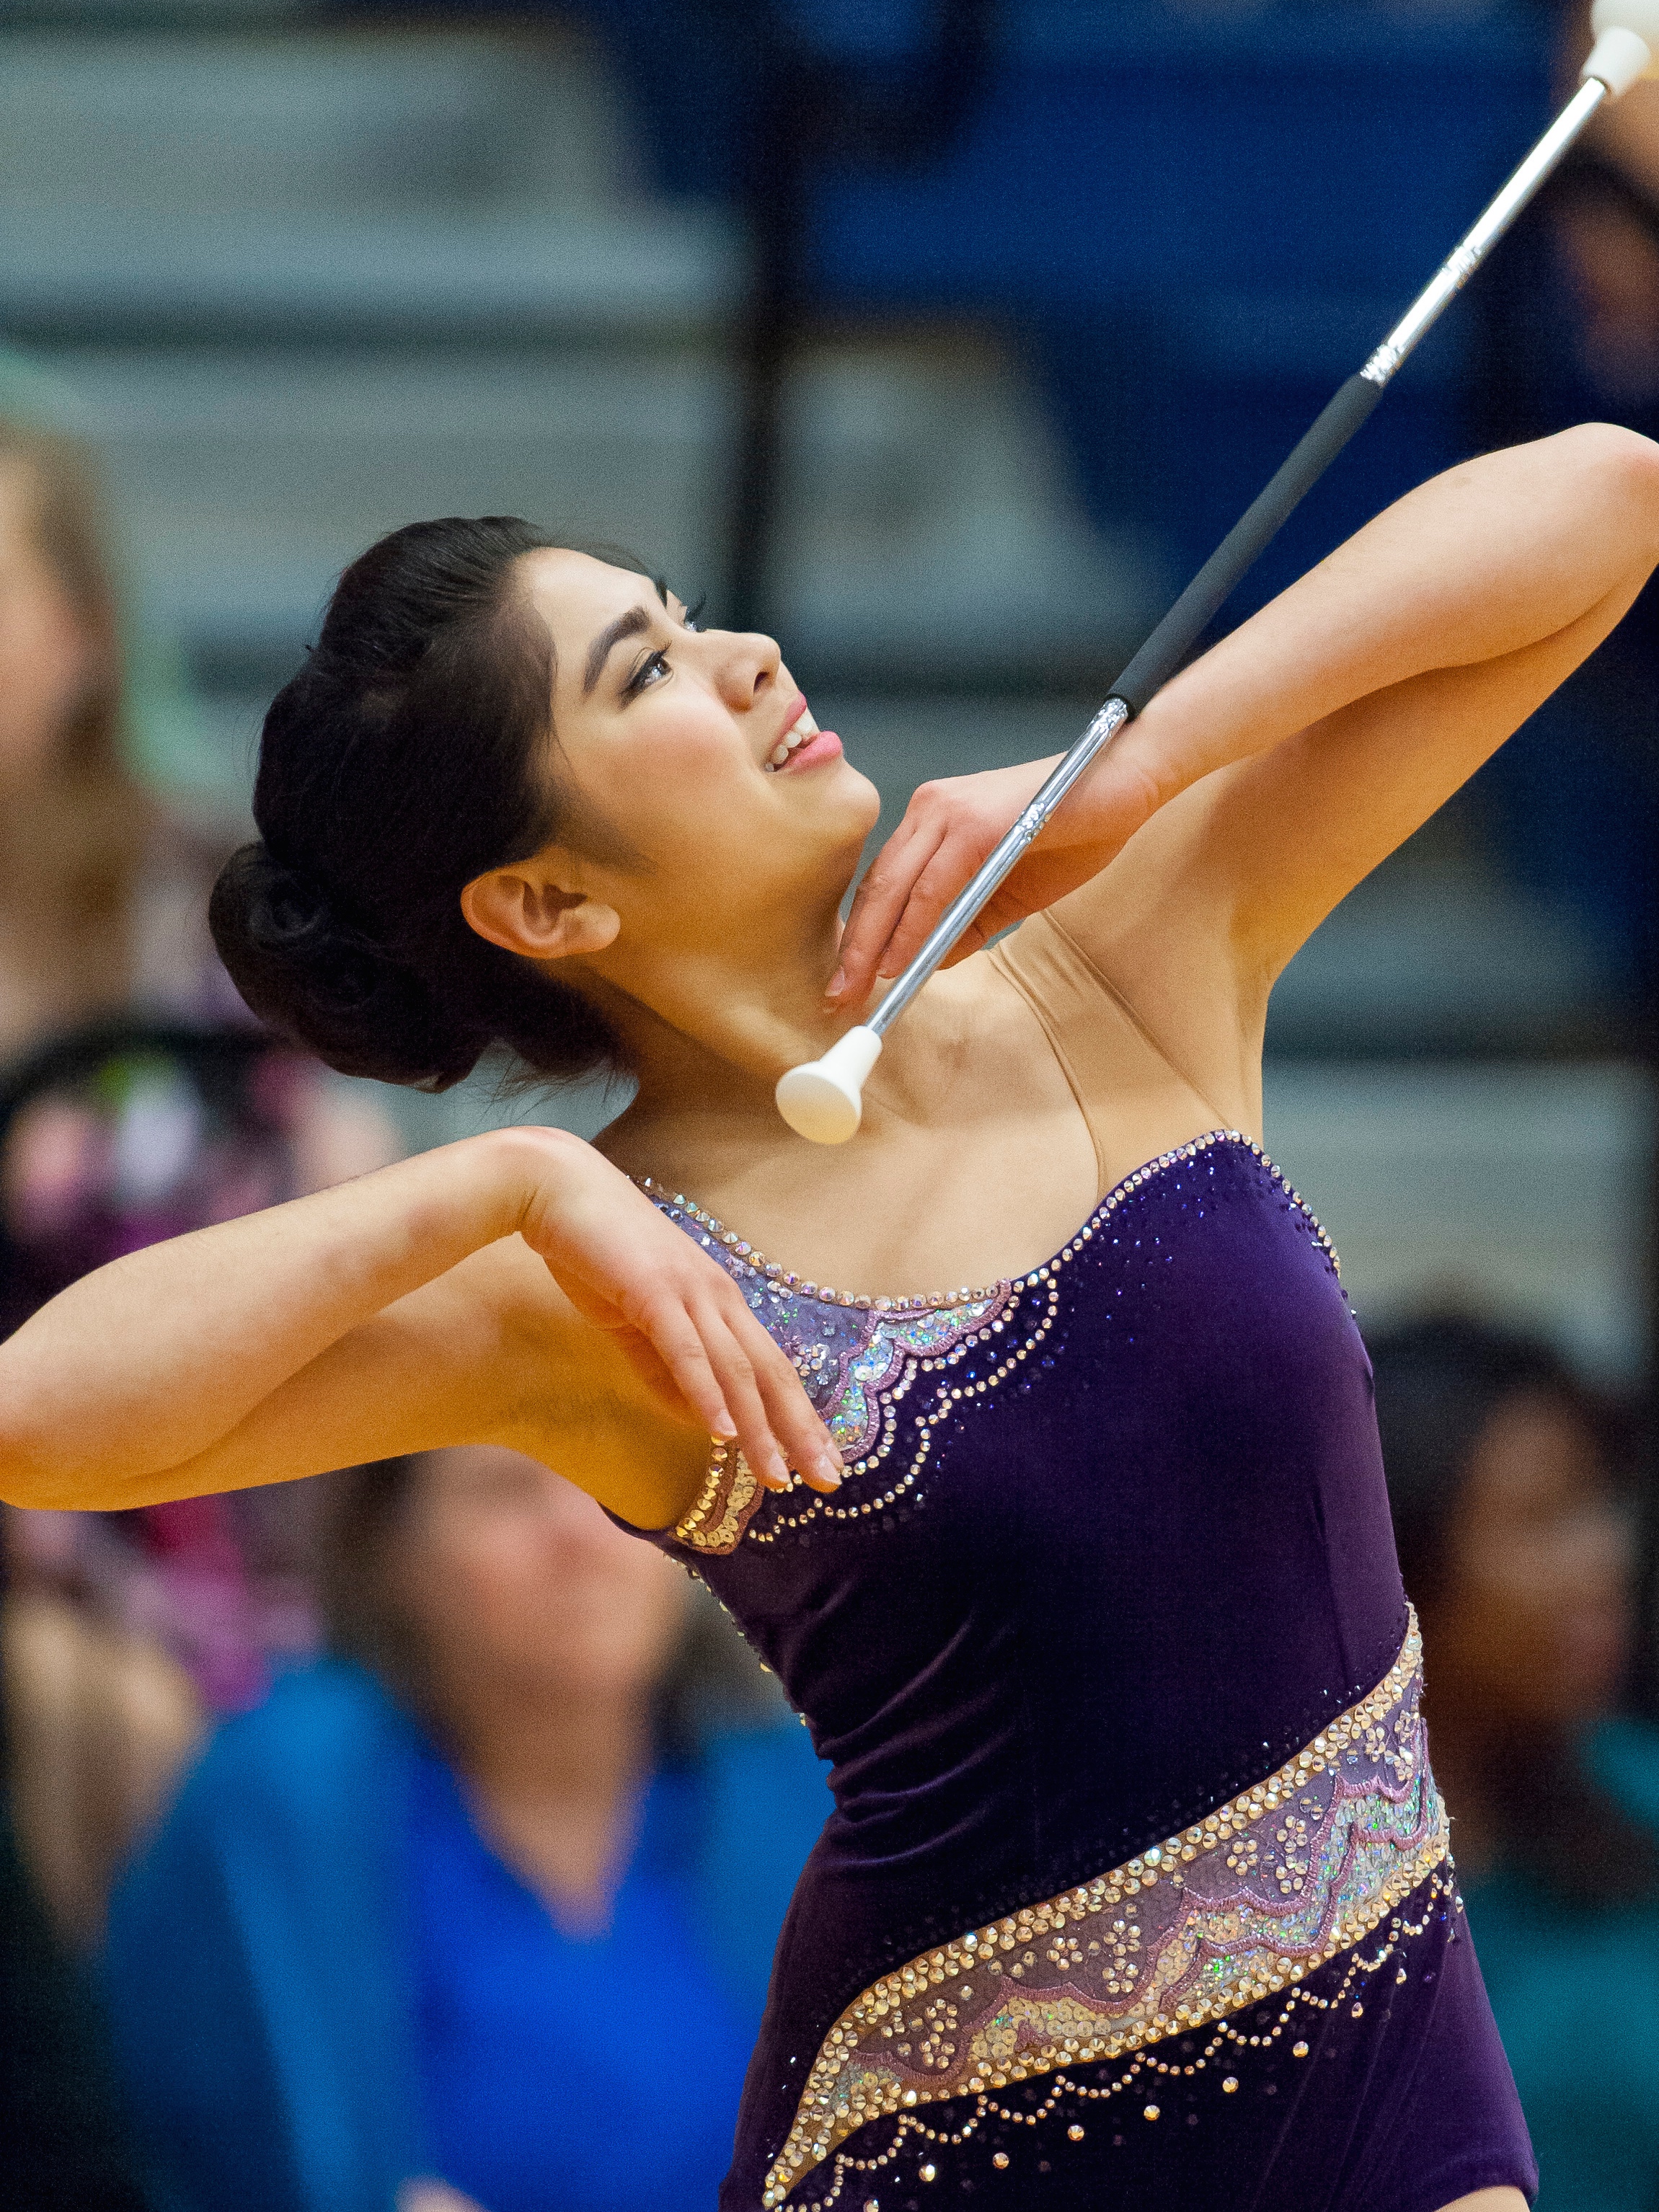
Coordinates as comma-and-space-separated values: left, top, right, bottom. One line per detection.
766, 1453, 791, 1491
815, 1454, 842, 1489
825, 966, 846, 1001
712, 1409, 738, 1440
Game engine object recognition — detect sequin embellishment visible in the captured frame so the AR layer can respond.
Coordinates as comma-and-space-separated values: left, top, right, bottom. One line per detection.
639, 1190, 1030, 1552
764, 1612, 1443, 2205
641, 1133, 1340, 1557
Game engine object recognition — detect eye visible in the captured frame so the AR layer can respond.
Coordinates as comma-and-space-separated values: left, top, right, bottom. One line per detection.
683, 594, 707, 634
624, 648, 672, 699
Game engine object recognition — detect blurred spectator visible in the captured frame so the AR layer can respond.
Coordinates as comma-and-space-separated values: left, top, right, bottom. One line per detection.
1372, 1314, 1659, 2212
1, 1025, 392, 1727
0, 396, 398, 1740
0, 1805, 153, 2211
0, 415, 236, 1064
0, 406, 391, 2207
102, 1446, 832, 2212
1469, 12, 1659, 1002
3, 1548, 202, 1952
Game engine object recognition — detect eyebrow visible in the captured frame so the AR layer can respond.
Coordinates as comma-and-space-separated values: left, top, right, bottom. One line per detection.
583, 604, 652, 696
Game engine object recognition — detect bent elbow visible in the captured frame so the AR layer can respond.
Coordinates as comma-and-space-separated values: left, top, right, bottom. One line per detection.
1565, 421, 1659, 535
0, 1426, 66, 1510
0, 1392, 93, 1511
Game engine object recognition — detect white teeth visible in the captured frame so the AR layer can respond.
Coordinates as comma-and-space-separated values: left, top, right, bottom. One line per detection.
767, 720, 815, 771
769, 725, 814, 769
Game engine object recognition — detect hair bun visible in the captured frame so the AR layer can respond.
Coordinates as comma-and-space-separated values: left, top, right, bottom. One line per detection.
209, 841, 484, 1089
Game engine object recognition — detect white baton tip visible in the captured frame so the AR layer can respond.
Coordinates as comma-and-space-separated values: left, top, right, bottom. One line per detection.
1587, 3, 1659, 94
774, 1026, 883, 1145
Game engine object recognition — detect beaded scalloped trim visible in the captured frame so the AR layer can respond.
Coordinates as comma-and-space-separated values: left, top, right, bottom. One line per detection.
770, 1869, 1460, 2208
642, 1133, 1340, 1555
764, 1612, 1441, 2206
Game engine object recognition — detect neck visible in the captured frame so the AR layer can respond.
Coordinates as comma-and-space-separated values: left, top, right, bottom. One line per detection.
0, 766, 141, 1058
440, 1671, 655, 1929
1423, 1678, 1578, 1883
0, 771, 68, 921
574, 898, 851, 1123
1421, 1707, 1504, 1877
578, 921, 977, 1174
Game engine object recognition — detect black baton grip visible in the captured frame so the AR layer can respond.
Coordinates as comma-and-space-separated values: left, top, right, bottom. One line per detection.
1110, 372, 1389, 716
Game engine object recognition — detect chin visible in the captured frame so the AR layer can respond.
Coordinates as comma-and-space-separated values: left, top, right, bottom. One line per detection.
821, 756, 881, 836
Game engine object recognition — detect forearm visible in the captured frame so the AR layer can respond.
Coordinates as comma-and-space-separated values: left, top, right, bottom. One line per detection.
1080, 424, 1659, 833
0, 1125, 572, 1503
826, 427, 1659, 1007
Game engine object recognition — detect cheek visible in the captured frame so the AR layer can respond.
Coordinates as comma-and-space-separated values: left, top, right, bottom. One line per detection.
596, 700, 748, 840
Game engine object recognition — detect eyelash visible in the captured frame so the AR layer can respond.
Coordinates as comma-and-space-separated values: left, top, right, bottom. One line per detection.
624, 650, 671, 699
624, 596, 707, 697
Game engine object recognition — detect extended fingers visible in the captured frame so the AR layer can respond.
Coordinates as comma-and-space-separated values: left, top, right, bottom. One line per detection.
638, 1280, 842, 1495
630, 1299, 740, 1442
860, 826, 994, 986
717, 1291, 844, 1493
828, 815, 945, 1007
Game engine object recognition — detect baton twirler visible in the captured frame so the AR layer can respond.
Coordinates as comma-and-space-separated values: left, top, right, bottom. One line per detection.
777, 0, 1659, 1144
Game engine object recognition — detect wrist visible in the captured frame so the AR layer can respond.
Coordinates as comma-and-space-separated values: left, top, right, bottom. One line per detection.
462, 1124, 588, 1246
1045, 732, 1167, 853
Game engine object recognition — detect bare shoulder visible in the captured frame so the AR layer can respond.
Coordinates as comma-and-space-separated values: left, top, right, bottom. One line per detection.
1022, 773, 1265, 1134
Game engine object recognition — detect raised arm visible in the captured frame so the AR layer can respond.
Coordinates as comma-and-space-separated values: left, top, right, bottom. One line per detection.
0, 1126, 842, 1526
831, 425, 1659, 1106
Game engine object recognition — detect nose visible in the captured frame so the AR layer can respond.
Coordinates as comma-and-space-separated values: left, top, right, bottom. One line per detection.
714, 625, 782, 711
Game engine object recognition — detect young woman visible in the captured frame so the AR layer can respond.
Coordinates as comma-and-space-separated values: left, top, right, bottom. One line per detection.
1370, 1315, 1659, 2211
0, 413, 237, 1061
4, 423, 1658, 2211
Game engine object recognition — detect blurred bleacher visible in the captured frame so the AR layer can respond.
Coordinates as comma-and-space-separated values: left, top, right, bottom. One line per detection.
0, 0, 1646, 1375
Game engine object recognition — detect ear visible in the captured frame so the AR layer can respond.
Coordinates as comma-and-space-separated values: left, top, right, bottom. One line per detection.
460, 863, 621, 964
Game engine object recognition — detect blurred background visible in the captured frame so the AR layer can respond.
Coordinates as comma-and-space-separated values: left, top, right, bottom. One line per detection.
1, 1, 1658, 2208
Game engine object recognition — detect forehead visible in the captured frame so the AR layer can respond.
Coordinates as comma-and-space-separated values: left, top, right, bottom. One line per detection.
517, 547, 656, 657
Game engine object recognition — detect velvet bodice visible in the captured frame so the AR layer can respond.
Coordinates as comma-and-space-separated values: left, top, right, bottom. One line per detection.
626, 1133, 1533, 2212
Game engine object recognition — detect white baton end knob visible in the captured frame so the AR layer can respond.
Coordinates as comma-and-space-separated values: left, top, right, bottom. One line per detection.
1587, 3, 1659, 94
774, 1026, 883, 1145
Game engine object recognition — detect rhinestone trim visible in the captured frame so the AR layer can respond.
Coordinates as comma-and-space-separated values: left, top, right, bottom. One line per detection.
642, 1134, 1341, 1555
768, 1870, 1459, 2209
764, 1612, 1441, 2205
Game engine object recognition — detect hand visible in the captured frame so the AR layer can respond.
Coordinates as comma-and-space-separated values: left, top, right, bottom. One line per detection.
399, 2185, 487, 2212
513, 1136, 844, 1497
827, 752, 1154, 1012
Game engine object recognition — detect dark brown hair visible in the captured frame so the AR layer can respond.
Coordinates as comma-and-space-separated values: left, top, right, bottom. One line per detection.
209, 516, 624, 1092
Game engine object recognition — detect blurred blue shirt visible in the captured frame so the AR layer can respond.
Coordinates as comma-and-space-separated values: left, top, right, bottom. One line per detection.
102, 1659, 831, 2212
1463, 1719, 1659, 2212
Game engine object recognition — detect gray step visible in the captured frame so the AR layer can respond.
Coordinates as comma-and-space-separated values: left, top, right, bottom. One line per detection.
0, 25, 637, 218
0, 25, 738, 340
46, 332, 1149, 677
1266, 1061, 1653, 1384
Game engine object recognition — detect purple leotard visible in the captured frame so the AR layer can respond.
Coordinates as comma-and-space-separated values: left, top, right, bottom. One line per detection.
624, 1094, 1534, 2212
